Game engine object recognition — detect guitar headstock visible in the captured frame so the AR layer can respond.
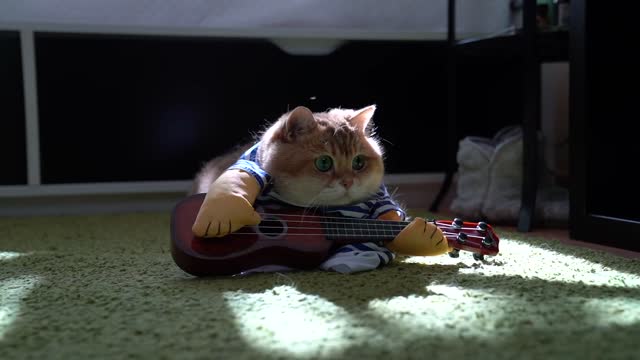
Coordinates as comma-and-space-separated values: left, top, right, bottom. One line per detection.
433, 218, 500, 261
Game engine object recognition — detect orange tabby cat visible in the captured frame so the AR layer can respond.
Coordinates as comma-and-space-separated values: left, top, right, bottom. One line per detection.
188, 105, 450, 273
191, 105, 398, 216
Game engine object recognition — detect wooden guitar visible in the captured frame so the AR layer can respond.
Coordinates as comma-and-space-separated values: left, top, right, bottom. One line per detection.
171, 193, 500, 276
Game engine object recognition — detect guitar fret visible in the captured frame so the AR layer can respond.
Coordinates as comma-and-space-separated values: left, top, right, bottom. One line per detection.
327, 217, 335, 239
324, 217, 441, 243
385, 222, 393, 239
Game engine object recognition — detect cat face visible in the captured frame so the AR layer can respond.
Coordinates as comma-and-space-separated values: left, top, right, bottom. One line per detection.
260, 105, 385, 207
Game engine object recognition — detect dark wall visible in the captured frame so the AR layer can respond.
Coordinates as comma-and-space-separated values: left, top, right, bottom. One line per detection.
584, 4, 638, 221
1, 32, 524, 185
0, 31, 27, 185
569, 1, 640, 250
456, 56, 524, 140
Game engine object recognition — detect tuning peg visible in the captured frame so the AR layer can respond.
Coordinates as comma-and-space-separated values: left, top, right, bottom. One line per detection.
473, 253, 485, 261
448, 248, 460, 258
482, 236, 494, 248
477, 221, 488, 231
453, 218, 464, 228
456, 233, 468, 244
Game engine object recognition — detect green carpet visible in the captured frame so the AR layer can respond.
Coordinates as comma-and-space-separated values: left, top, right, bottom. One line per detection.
1, 211, 639, 360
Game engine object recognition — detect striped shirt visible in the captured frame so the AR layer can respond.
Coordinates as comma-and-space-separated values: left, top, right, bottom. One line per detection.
227, 141, 406, 273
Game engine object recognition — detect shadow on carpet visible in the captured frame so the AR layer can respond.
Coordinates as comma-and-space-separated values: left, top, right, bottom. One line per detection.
1, 212, 639, 359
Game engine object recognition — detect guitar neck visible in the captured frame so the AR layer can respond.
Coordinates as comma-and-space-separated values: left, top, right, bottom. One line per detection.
324, 216, 407, 245
321, 216, 498, 257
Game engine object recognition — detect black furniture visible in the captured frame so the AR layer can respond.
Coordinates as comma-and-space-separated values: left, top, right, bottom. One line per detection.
2, 30, 463, 194
431, 0, 568, 232
569, 1, 640, 251
0, 4, 564, 220
0, 31, 27, 186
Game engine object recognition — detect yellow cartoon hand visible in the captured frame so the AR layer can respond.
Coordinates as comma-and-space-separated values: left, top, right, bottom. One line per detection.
386, 218, 452, 256
192, 169, 262, 238
192, 194, 262, 237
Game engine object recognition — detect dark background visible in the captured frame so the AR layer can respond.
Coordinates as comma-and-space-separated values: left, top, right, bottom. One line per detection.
583, 3, 638, 221
0, 31, 27, 185
568, 0, 639, 250
3, 32, 523, 185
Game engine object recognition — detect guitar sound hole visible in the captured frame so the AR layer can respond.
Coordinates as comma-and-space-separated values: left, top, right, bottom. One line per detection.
258, 217, 286, 238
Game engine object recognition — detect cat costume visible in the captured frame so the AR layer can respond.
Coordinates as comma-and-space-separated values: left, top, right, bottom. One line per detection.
191, 106, 452, 274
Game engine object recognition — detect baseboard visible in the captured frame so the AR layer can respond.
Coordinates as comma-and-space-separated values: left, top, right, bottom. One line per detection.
0, 193, 187, 217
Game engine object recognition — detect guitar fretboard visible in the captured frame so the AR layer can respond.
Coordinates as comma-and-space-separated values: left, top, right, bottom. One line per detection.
323, 217, 407, 243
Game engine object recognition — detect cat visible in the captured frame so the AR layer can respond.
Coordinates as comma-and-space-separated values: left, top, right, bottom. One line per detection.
190, 105, 402, 217
187, 105, 453, 273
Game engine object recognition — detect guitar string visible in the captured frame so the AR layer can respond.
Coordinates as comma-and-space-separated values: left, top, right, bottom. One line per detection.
241, 222, 487, 236
255, 212, 490, 228
214, 228, 484, 239
254, 211, 475, 224
250, 225, 489, 236
206, 231, 496, 251
226, 227, 489, 240
253, 212, 488, 232
251, 218, 488, 235
215, 231, 471, 240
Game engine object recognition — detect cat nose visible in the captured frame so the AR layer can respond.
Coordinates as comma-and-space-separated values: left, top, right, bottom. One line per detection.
342, 178, 353, 189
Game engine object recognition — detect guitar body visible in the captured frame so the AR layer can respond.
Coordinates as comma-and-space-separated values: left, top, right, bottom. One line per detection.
171, 194, 336, 276
171, 193, 500, 276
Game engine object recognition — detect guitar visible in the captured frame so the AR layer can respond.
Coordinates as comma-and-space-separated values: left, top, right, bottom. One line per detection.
171, 193, 500, 276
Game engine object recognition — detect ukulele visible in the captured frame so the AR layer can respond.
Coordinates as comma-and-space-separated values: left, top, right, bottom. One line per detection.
171, 193, 500, 276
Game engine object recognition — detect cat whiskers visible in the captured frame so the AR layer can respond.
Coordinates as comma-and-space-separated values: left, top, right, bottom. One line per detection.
300, 194, 324, 219
379, 137, 394, 146
302, 204, 323, 219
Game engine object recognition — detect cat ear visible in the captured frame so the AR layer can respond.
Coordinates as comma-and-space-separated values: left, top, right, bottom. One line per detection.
281, 106, 317, 141
350, 105, 376, 134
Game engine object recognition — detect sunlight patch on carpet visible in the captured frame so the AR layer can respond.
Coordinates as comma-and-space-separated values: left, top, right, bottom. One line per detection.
404, 238, 640, 288
0, 251, 24, 261
386, 237, 640, 339
369, 283, 640, 344
368, 285, 508, 338
0, 275, 41, 341
583, 297, 640, 326
224, 285, 371, 358
465, 238, 640, 287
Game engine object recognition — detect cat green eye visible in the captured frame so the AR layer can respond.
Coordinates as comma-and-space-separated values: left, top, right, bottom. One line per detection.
352, 155, 366, 171
314, 155, 333, 172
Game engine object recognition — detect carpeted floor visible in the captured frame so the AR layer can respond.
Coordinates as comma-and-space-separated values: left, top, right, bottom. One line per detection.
1, 210, 639, 360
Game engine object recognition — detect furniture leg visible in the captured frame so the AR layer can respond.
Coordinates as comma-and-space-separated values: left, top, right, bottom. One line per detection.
430, 0, 457, 213
517, 0, 540, 232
